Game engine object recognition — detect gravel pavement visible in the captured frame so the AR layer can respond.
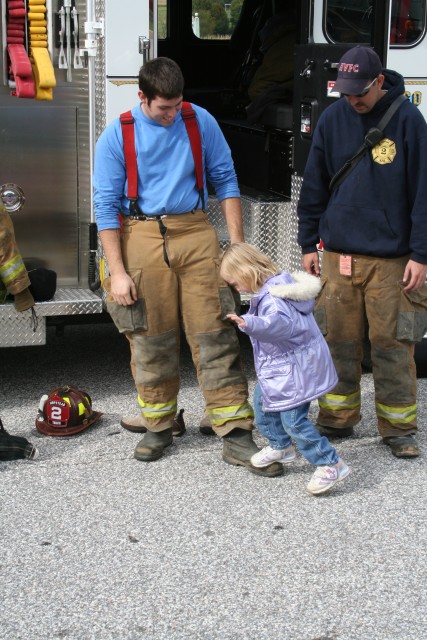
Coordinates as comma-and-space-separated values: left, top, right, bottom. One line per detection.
1, 321, 426, 640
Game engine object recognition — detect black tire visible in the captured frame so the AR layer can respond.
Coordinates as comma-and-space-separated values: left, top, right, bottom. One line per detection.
415, 338, 427, 378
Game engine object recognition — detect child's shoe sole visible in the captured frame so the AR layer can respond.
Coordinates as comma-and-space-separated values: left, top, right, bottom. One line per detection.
250, 452, 296, 468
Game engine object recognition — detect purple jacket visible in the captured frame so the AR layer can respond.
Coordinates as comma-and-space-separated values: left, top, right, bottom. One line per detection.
239, 271, 338, 411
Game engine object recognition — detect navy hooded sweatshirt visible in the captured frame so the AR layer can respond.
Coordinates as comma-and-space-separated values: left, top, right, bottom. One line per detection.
297, 70, 427, 265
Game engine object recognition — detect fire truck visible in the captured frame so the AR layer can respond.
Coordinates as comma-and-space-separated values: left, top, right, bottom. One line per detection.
1, 0, 426, 361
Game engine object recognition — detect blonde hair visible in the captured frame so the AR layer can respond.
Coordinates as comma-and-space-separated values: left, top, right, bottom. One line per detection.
220, 242, 280, 293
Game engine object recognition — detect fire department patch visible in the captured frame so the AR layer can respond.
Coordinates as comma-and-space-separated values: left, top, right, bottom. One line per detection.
371, 138, 396, 164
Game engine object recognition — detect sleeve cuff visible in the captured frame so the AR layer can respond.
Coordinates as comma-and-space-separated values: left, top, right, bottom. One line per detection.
14, 288, 35, 312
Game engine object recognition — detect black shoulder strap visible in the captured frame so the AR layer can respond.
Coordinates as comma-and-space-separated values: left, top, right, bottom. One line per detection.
376, 93, 407, 130
329, 94, 407, 193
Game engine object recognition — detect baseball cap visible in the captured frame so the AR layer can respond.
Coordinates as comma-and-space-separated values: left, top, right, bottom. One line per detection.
333, 46, 383, 96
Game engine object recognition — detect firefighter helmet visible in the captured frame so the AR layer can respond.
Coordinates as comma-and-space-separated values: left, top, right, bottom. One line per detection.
35, 385, 102, 436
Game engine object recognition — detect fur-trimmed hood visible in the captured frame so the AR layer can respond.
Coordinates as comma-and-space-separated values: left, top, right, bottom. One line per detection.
257, 271, 321, 315
269, 271, 321, 300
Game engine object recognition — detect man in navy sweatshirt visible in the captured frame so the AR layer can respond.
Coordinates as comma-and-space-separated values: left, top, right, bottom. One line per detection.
297, 45, 427, 458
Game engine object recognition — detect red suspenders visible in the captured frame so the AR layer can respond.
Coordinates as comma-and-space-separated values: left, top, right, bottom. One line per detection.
119, 101, 205, 217
180, 102, 204, 207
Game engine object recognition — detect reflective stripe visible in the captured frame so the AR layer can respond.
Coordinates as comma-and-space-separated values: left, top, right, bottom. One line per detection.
138, 395, 177, 419
376, 402, 417, 424
208, 402, 254, 427
0, 255, 26, 285
62, 396, 86, 416
318, 390, 361, 411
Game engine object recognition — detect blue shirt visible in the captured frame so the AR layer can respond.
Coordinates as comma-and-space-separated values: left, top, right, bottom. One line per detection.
93, 103, 240, 230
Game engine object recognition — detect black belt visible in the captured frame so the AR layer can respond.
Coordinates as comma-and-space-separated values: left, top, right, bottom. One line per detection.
127, 214, 165, 221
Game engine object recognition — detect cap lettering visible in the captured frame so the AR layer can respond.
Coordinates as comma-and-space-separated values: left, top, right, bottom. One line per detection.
339, 63, 359, 73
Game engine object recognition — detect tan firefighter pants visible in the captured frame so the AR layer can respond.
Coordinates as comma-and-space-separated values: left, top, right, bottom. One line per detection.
104, 211, 253, 435
315, 250, 427, 438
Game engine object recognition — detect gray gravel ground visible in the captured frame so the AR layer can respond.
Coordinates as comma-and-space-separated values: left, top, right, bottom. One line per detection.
1, 321, 426, 640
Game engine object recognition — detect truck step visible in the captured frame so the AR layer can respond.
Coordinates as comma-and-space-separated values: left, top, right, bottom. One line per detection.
0, 288, 103, 347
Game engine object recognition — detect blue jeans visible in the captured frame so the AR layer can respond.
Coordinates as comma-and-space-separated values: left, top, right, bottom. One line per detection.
253, 383, 339, 466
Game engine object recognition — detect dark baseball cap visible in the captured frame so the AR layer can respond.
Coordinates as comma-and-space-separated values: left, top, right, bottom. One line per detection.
333, 46, 383, 96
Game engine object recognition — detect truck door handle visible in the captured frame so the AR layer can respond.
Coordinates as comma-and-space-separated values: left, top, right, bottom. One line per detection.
323, 59, 340, 70
300, 60, 315, 78
138, 36, 150, 64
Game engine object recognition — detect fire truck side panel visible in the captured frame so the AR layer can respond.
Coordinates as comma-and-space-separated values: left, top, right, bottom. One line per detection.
0, 0, 153, 346
1, 0, 426, 347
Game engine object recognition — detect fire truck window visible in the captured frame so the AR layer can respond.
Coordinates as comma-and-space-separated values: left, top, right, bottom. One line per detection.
390, 0, 426, 45
325, 0, 426, 46
191, 1, 240, 39
325, 0, 373, 43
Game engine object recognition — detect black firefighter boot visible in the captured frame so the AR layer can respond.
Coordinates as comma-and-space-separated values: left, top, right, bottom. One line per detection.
134, 427, 173, 462
222, 428, 283, 477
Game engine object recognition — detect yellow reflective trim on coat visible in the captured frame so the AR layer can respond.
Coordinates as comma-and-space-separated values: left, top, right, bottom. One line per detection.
318, 390, 361, 411
137, 395, 177, 418
0, 254, 26, 285
208, 402, 254, 426
376, 402, 417, 424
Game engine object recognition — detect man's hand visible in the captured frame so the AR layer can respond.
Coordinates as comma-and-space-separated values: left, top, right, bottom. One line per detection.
99, 228, 137, 305
403, 260, 427, 292
110, 272, 137, 306
227, 313, 246, 328
302, 252, 321, 276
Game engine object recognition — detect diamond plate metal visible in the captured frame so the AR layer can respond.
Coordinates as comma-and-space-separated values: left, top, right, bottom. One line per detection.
0, 289, 103, 347
95, 0, 106, 138
208, 182, 302, 273
0, 309, 46, 347
31, 288, 103, 317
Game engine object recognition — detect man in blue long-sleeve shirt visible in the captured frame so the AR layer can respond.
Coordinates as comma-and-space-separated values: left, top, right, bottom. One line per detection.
94, 57, 282, 476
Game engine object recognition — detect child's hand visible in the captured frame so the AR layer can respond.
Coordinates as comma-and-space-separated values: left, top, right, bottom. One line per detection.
226, 313, 246, 328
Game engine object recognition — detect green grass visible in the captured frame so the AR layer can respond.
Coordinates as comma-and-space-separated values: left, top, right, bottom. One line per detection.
158, 1, 167, 39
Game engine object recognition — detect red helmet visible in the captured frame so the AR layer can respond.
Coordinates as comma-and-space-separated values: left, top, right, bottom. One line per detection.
36, 385, 102, 436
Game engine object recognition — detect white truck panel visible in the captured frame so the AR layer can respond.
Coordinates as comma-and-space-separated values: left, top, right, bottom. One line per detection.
104, 0, 150, 77
388, 49, 427, 121
103, 0, 154, 124
105, 79, 140, 124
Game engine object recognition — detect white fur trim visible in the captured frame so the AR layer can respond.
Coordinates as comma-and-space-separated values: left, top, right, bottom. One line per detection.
268, 271, 322, 301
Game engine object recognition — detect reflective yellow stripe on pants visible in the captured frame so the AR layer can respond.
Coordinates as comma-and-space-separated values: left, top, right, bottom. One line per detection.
138, 396, 177, 420
318, 390, 361, 412
208, 402, 254, 428
376, 402, 417, 424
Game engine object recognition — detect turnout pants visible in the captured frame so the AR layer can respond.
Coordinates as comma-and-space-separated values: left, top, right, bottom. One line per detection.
315, 251, 427, 438
105, 211, 253, 436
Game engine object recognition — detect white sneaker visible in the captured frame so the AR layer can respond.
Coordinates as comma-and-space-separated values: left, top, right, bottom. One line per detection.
251, 445, 296, 468
306, 459, 351, 495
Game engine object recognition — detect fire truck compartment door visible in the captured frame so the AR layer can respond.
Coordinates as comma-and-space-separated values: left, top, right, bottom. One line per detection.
0, 106, 78, 286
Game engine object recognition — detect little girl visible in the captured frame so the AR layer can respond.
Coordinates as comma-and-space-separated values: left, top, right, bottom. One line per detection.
220, 243, 350, 495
